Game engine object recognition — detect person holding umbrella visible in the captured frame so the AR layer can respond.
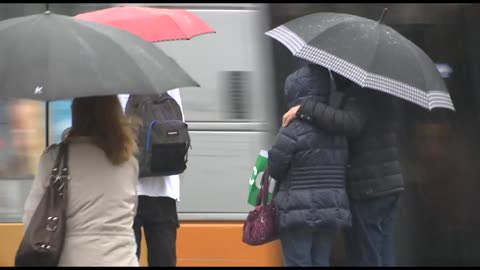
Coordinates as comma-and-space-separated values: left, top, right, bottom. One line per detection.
2, 10, 199, 266
281, 80, 407, 266
267, 10, 454, 266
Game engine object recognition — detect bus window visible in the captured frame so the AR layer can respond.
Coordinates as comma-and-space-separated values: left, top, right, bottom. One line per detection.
49, 100, 72, 144
0, 100, 45, 179
0, 99, 45, 222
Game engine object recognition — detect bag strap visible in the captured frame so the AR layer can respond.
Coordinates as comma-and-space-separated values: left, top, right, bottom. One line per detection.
272, 176, 280, 198
50, 143, 66, 176
58, 143, 69, 196
146, 121, 157, 150
255, 167, 276, 206
184, 128, 192, 165
50, 142, 69, 196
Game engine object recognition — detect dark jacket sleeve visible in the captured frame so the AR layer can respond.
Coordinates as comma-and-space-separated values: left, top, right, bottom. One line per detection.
268, 125, 297, 182
296, 93, 369, 138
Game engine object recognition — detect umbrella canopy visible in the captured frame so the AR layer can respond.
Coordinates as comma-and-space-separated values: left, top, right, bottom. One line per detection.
75, 6, 216, 42
0, 11, 199, 101
266, 11, 455, 111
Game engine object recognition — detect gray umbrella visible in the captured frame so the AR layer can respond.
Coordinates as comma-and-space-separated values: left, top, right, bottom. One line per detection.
0, 11, 199, 101
266, 10, 455, 111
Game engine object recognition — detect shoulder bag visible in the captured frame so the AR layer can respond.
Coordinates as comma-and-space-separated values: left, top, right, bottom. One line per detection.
15, 142, 69, 266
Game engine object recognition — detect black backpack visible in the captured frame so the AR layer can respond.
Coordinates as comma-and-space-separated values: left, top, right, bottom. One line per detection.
125, 93, 191, 177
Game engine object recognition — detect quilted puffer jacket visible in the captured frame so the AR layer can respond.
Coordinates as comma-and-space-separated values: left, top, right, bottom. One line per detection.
268, 64, 357, 231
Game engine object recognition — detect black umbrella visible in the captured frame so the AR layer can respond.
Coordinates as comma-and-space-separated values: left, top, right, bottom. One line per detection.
266, 10, 455, 111
0, 11, 199, 101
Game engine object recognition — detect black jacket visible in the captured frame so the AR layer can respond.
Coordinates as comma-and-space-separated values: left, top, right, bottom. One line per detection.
297, 88, 406, 200
268, 64, 356, 231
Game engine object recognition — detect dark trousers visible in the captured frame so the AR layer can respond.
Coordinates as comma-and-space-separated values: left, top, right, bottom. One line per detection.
344, 194, 401, 266
279, 227, 336, 267
133, 195, 179, 267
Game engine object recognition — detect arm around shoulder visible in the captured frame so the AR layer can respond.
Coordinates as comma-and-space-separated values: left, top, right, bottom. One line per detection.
296, 94, 369, 138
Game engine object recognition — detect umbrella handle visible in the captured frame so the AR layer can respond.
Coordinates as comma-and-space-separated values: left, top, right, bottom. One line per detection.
378, 8, 388, 24
378, 8, 388, 23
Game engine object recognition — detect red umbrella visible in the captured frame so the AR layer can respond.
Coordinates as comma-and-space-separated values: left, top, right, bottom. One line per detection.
75, 6, 215, 42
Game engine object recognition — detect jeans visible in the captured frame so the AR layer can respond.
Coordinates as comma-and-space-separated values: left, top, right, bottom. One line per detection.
280, 227, 336, 266
133, 196, 179, 267
344, 194, 401, 266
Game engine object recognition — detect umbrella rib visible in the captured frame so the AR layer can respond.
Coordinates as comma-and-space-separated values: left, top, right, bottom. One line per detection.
79, 20, 160, 94
395, 33, 454, 110
0, 15, 45, 99
61, 19, 108, 96
399, 38, 454, 110
362, 23, 383, 86
397, 32, 429, 95
154, 30, 217, 42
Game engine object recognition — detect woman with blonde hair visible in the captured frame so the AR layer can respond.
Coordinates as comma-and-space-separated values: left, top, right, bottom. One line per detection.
23, 95, 140, 266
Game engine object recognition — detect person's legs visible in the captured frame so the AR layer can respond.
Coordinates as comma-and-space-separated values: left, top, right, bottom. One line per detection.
144, 222, 177, 266
344, 194, 401, 266
311, 227, 335, 266
380, 195, 401, 266
141, 196, 179, 267
279, 228, 313, 266
344, 200, 382, 266
132, 197, 145, 260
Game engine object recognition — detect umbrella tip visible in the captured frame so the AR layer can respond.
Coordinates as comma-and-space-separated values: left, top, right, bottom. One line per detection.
378, 8, 388, 23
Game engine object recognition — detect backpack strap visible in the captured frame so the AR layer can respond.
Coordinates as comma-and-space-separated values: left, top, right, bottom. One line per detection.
145, 121, 157, 150
184, 128, 192, 166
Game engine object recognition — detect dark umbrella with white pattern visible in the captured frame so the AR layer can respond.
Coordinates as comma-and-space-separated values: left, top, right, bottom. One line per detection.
266, 9, 455, 111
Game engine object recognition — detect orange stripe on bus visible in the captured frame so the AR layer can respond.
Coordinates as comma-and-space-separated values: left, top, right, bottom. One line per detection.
0, 222, 283, 267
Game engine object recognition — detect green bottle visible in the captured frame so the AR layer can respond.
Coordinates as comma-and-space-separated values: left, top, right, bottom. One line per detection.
247, 150, 274, 206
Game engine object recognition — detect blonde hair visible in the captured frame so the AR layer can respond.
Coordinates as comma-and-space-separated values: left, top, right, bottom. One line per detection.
66, 95, 138, 165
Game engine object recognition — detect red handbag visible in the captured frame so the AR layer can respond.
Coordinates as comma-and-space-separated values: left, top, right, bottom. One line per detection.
242, 167, 279, 246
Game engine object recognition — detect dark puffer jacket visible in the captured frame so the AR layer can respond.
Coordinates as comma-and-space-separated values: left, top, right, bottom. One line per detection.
268, 64, 354, 231
297, 86, 406, 200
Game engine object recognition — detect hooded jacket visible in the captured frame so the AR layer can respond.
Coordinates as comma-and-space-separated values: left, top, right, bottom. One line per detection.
268, 64, 353, 230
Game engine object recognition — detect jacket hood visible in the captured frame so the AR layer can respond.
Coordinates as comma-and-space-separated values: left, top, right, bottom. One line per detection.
284, 64, 331, 109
